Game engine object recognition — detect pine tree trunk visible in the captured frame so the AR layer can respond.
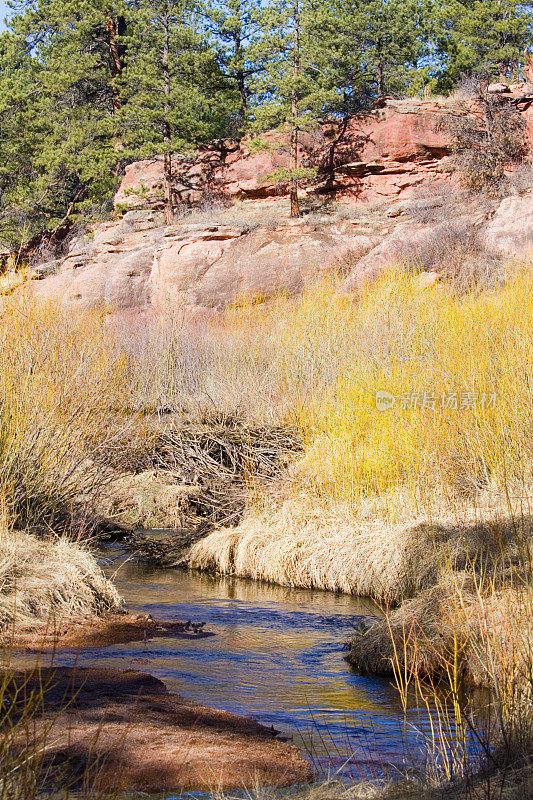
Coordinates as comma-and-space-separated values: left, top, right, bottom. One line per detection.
375, 39, 384, 97
163, 154, 173, 225
162, 8, 174, 225
236, 62, 247, 134
233, 9, 247, 135
290, 0, 300, 218
105, 7, 124, 151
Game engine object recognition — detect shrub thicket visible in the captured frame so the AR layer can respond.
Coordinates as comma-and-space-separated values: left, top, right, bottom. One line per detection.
450, 92, 528, 193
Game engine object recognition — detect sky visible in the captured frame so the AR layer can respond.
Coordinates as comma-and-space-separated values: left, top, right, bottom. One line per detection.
0, 1, 9, 30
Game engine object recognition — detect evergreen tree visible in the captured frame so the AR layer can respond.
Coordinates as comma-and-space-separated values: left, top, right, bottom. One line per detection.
252, 0, 320, 216
436, 0, 533, 90
0, 30, 42, 247
304, 0, 435, 111
0, 0, 129, 245
202, 0, 261, 133
120, 0, 233, 222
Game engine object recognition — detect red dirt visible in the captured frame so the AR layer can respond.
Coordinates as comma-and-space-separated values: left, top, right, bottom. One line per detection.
13, 666, 313, 793
1, 612, 214, 650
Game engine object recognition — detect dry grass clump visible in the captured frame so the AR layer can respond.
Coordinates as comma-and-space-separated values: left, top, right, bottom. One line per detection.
348, 577, 473, 678
0, 296, 130, 633
212, 778, 431, 800
347, 572, 533, 799
0, 525, 120, 631
349, 568, 533, 712
103, 470, 202, 529
188, 499, 525, 601
188, 504, 430, 596
396, 220, 504, 291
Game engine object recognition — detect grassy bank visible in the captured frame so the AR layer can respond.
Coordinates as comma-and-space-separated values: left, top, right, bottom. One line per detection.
0, 527, 120, 632
186, 268, 533, 593
3, 267, 533, 796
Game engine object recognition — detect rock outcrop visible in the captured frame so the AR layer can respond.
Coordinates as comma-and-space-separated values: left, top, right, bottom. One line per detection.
114, 101, 462, 212
31, 209, 376, 314
25, 97, 533, 317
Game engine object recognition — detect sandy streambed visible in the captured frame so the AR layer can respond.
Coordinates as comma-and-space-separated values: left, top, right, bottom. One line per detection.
11, 666, 312, 793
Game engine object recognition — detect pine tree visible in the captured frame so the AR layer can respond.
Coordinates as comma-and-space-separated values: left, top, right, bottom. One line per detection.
120, 0, 233, 222
202, 0, 261, 134
0, 30, 43, 247
0, 0, 129, 245
303, 0, 435, 111
252, 0, 319, 216
436, 0, 533, 90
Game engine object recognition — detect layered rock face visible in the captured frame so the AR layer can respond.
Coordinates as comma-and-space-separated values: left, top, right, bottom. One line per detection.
28, 98, 533, 317
31, 208, 376, 315
114, 101, 461, 212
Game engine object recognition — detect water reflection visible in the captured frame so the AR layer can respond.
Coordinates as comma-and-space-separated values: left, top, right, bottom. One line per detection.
29, 550, 465, 779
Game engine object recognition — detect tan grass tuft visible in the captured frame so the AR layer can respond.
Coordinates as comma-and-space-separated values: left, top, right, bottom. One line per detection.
0, 527, 121, 630
188, 498, 523, 601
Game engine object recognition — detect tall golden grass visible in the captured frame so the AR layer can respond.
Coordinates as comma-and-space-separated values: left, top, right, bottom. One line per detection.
0, 296, 142, 531
187, 268, 533, 594
0, 295, 128, 628
130, 267, 533, 513
0, 298, 129, 797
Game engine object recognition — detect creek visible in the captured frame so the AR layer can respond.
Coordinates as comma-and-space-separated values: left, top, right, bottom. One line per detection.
43, 543, 458, 785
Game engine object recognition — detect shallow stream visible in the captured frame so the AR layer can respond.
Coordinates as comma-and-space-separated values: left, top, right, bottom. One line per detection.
42, 544, 455, 784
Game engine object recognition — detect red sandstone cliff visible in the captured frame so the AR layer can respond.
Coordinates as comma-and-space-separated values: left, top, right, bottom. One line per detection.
115, 96, 533, 212
18, 96, 533, 318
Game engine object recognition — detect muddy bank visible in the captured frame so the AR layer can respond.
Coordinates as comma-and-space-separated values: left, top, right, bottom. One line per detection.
12, 666, 312, 793
1, 612, 212, 651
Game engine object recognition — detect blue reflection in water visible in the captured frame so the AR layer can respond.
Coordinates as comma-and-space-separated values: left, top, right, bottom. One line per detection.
30, 546, 479, 786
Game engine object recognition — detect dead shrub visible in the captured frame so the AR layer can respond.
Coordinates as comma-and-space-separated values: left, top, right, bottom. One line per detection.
331, 242, 375, 277
450, 93, 528, 194
401, 186, 472, 226
399, 220, 504, 291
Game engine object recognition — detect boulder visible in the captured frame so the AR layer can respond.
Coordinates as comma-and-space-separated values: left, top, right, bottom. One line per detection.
487, 83, 511, 94
483, 193, 533, 257
28, 214, 375, 314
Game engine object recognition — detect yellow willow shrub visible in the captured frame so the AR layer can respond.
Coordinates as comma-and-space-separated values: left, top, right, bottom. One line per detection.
0, 297, 135, 529
273, 268, 533, 513
0, 298, 128, 418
